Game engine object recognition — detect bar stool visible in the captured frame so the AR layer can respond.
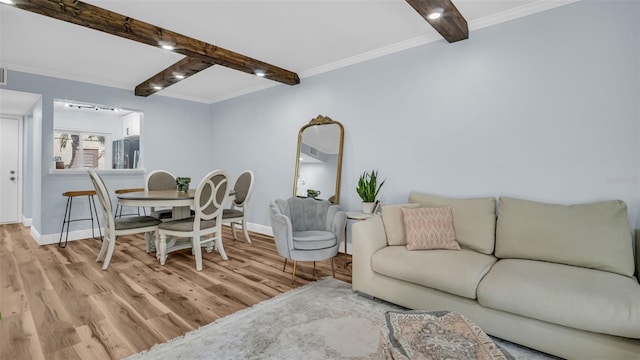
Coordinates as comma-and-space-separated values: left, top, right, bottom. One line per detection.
58, 190, 103, 248
114, 188, 146, 218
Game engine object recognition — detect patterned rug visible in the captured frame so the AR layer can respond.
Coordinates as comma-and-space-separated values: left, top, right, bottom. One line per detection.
126, 277, 558, 360
380, 310, 513, 360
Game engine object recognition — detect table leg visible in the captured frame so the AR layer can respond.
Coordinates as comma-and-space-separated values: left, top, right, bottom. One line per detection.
173, 205, 191, 219
159, 234, 168, 265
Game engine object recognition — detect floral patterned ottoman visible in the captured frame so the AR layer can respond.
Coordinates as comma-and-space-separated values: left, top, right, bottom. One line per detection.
379, 310, 514, 360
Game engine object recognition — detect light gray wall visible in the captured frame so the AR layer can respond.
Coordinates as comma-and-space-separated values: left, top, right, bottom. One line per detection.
2, 0, 638, 239
3, 71, 213, 237
209, 0, 640, 229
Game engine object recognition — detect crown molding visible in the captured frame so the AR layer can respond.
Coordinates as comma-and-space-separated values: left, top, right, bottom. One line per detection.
297, 0, 579, 82
469, 0, 580, 31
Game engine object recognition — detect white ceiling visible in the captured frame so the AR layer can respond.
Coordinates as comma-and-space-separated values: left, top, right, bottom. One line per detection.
0, 0, 576, 110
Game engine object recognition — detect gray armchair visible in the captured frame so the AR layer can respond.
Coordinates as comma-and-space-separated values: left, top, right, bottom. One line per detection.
269, 197, 346, 283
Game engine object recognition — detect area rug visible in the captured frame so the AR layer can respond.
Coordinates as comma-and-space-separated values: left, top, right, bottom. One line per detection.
126, 277, 558, 360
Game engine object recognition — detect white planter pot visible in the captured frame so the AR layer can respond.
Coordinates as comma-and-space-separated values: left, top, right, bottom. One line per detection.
361, 201, 376, 214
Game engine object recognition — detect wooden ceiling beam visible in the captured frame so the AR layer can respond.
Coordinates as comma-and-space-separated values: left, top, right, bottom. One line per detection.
8, 0, 300, 96
405, 0, 468, 43
135, 57, 214, 97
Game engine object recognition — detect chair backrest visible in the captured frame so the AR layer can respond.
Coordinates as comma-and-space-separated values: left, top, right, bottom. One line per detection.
195, 169, 230, 221
145, 170, 176, 191
88, 169, 115, 235
276, 197, 333, 232
232, 170, 254, 207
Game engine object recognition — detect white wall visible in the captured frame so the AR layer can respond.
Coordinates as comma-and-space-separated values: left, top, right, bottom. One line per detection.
209, 0, 640, 230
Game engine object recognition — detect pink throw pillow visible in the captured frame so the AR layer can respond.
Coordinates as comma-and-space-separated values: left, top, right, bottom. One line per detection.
402, 207, 461, 251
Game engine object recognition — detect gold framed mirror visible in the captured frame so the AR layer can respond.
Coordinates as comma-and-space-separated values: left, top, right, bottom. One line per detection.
293, 115, 344, 204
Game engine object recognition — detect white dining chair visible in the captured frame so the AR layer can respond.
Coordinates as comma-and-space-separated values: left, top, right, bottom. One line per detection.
88, 170, 162, 270
145, 170, 176, 220
143, 170, 176, 252
222, 170, 254, 243
156, 169, 231, 271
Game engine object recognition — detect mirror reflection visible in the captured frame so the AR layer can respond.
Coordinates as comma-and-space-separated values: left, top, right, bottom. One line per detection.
53, 99, 143, 170
293, 115, 344, 204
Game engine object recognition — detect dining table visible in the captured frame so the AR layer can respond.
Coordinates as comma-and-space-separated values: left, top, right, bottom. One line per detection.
117, 189, 236, 220
117, 189, 236, 261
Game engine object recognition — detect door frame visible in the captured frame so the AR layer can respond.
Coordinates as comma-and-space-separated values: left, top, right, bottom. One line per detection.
0, 114, 24, 224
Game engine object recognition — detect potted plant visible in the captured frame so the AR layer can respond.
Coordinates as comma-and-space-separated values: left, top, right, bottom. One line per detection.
356, 170, 385, 213
176, 177, 191, 192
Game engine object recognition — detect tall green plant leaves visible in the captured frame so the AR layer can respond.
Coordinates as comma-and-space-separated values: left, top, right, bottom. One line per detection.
356, 170, 385, 202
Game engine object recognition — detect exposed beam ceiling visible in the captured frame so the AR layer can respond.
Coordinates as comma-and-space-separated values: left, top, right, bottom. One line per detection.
406, 0, 469, 43
1, 1, 576, 104
8, 0, 300, 97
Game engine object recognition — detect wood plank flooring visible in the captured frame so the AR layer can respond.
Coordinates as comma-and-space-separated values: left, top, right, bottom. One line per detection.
0, 223, 352, 360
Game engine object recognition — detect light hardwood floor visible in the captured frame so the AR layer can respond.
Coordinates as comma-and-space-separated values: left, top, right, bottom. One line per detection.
0, 223, 352, 360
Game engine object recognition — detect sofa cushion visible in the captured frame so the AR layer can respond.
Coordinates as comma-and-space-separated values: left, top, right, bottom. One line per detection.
381, 203, 421, 246
477, 259, 640, 339
408, 192, 496, 255
402, 207, 460, 251
371, 246, 497, 299
496, 197, 634, 277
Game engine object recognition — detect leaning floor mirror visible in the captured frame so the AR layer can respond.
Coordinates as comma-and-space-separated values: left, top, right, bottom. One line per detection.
293, 115, 344, 204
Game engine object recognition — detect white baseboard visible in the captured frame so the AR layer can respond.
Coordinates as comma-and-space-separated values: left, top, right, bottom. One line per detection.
22, 216, 32, 227
30, 226, 41, 243
246, 222, 273, 236
37, 228, 104, 246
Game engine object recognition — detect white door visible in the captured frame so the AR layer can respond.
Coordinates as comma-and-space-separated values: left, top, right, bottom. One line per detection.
0, 116, 20, 223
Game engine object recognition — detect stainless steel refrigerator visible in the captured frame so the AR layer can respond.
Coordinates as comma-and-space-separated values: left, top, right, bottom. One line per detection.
112, 135, 140, 169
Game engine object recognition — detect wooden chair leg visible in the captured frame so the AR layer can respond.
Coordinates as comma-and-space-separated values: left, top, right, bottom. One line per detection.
282, 258, 288, 272
330, 257, 335, 278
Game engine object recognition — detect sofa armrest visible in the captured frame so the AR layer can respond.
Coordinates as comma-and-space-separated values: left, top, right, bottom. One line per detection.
352, 215, 388, 293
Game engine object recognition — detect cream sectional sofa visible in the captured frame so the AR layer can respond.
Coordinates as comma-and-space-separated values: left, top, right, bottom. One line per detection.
352, 192, 640, 359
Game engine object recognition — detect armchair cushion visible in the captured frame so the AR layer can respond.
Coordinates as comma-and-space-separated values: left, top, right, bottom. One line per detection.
293, 230, 337, 250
